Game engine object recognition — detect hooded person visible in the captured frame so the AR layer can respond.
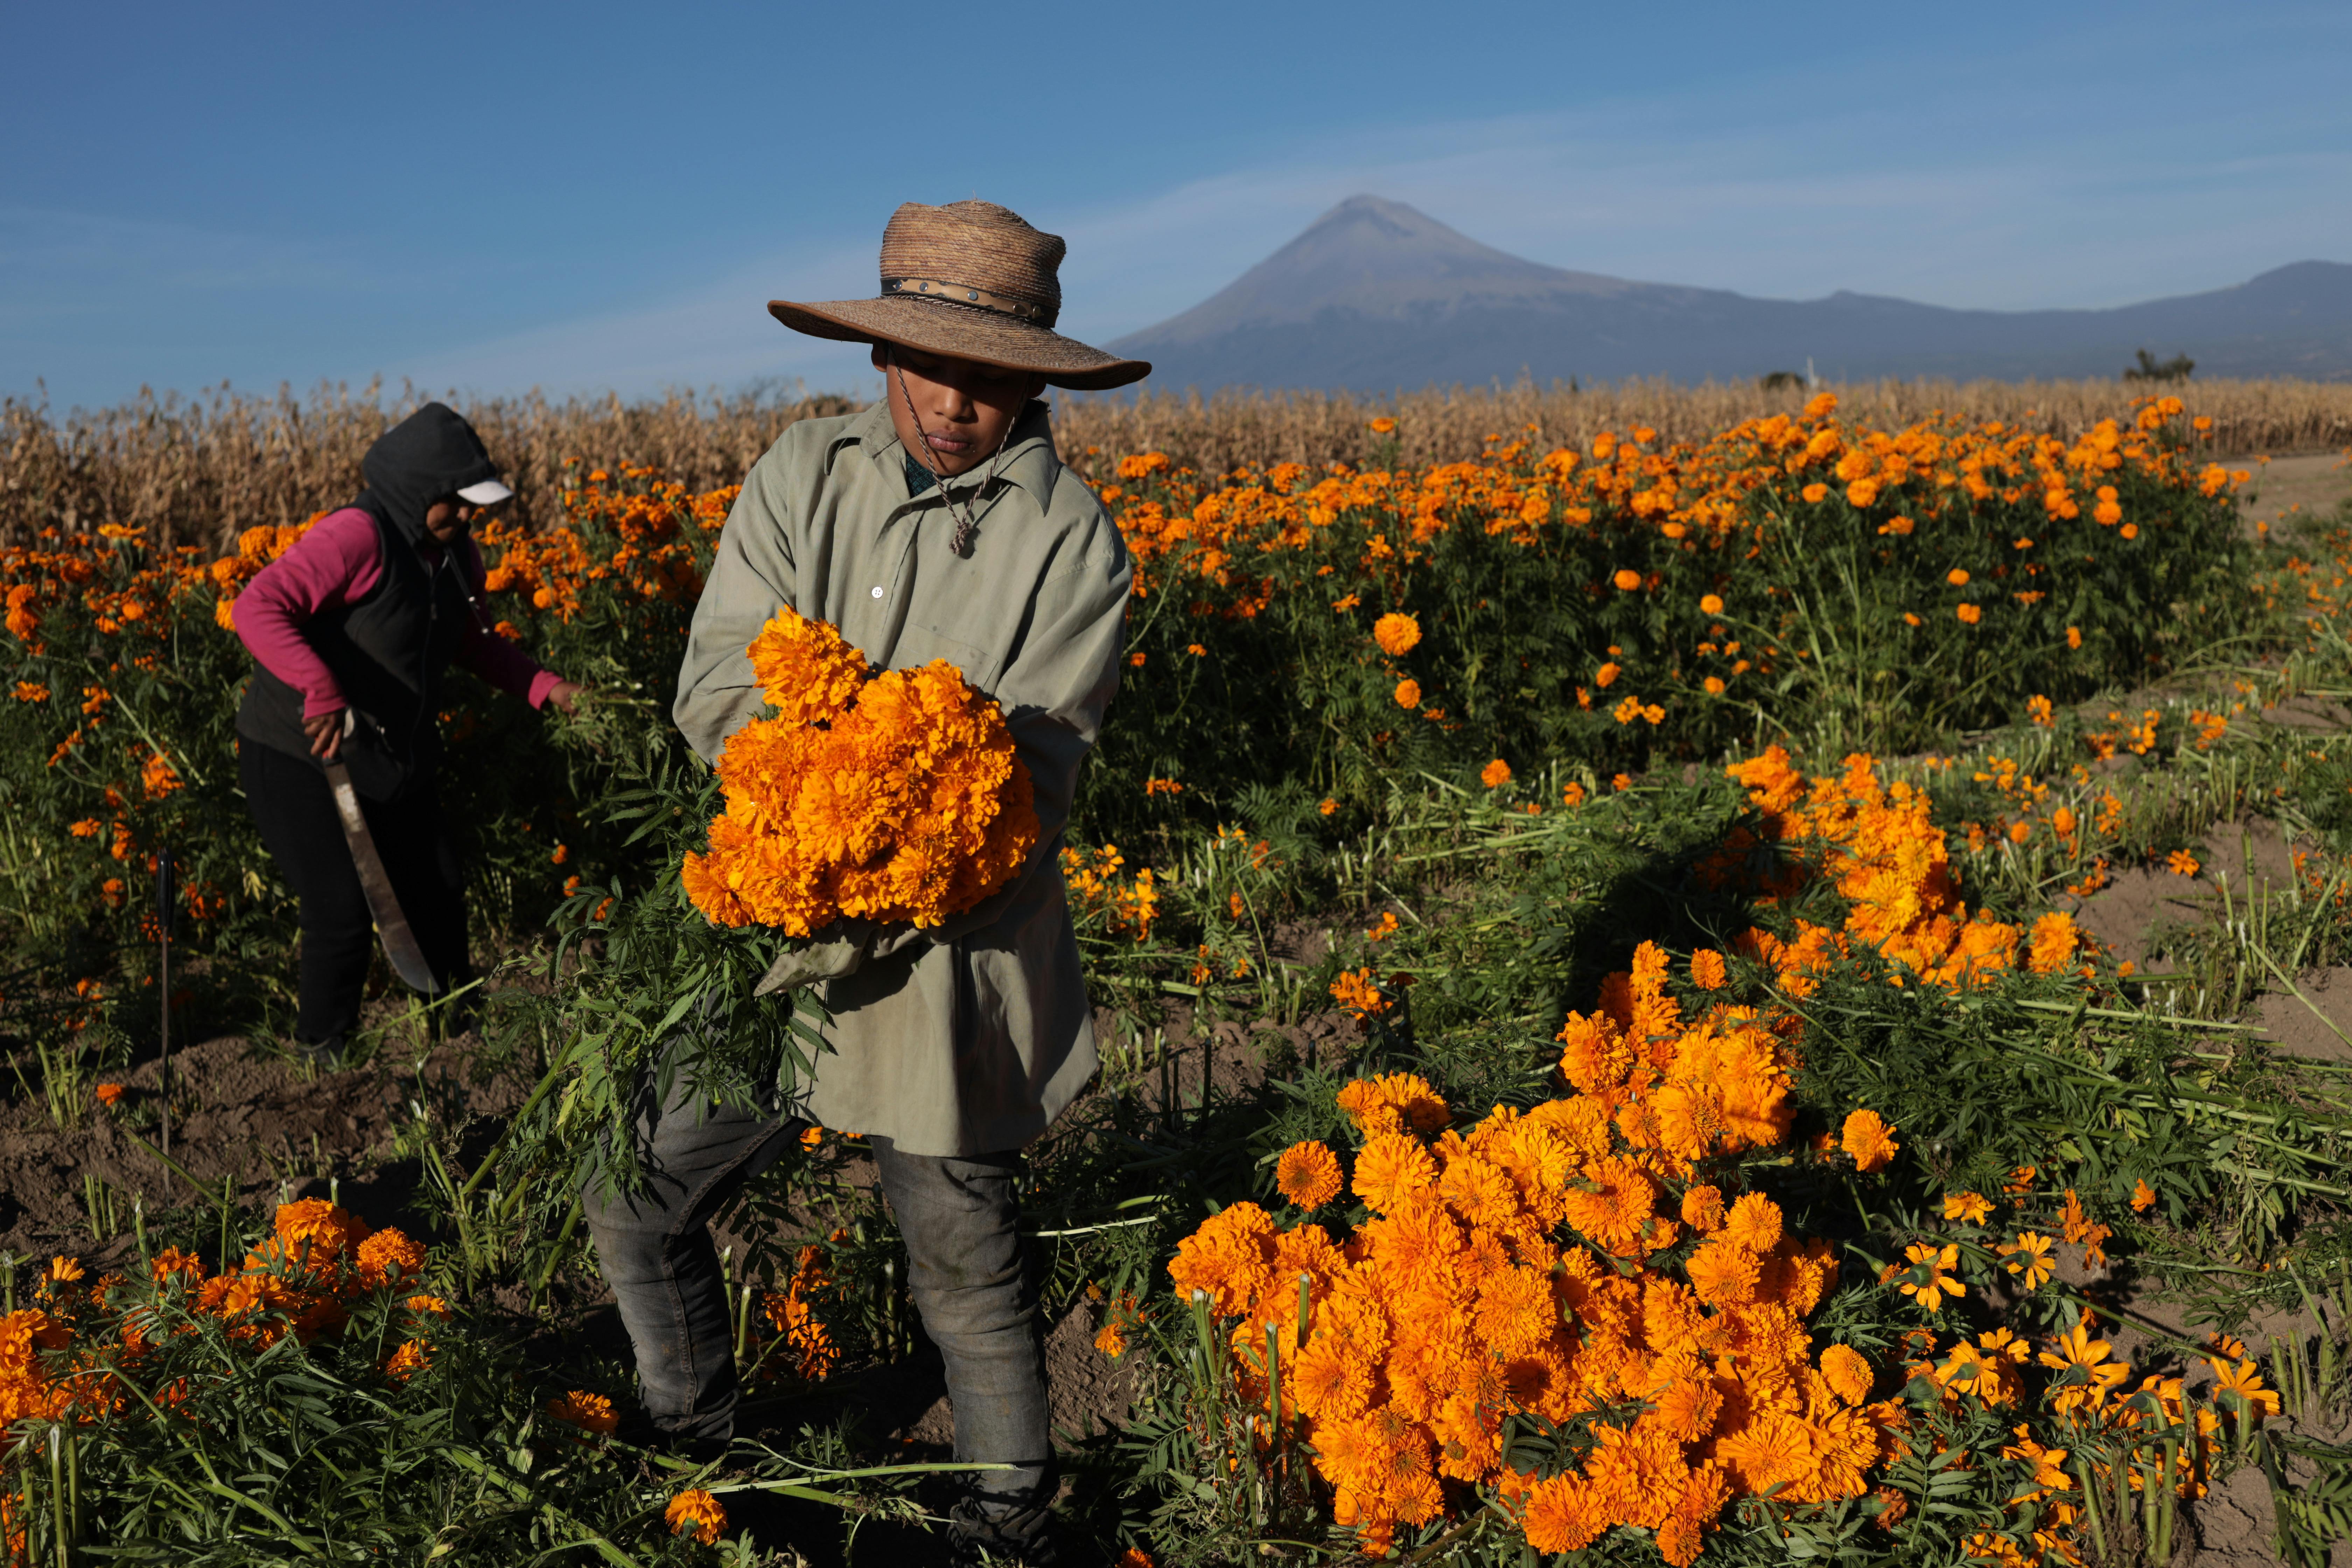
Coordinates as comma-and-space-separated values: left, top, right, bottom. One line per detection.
232, 402, 584, 1060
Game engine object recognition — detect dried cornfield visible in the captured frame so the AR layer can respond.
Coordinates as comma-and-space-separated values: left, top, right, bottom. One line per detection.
0, 382, 858, 552
7, 375, 2350, 548
1051, 376, 2352, 479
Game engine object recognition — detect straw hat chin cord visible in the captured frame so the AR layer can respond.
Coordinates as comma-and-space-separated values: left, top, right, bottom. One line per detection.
889, 346, 1023, 557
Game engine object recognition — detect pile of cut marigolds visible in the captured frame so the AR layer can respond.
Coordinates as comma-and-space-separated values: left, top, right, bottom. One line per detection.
1159, 749, 2279, 1562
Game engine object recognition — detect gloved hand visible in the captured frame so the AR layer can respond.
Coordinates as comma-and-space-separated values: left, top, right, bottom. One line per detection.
751, 920, 928, 996
752, 926, 866, 996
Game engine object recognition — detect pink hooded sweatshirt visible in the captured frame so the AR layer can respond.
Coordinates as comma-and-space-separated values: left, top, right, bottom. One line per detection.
234, 508, 561, 720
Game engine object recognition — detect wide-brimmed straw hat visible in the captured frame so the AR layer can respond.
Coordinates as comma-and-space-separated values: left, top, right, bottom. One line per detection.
769, 201, 1150, 392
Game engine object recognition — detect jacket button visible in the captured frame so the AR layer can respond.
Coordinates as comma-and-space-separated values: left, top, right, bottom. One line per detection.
871, 586, 884, 598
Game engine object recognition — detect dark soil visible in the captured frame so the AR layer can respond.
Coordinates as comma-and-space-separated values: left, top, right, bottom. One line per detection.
0, 1031, 527, 1264
2067, 813, 2312, 973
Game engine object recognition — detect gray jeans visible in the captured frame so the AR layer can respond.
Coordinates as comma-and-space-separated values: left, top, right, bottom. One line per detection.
580, 1063, 1052, 1498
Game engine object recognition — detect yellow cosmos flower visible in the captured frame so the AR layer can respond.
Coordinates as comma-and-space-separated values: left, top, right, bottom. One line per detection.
1997, 1232, 2054, 1291
1895, 1243, 1962, 1312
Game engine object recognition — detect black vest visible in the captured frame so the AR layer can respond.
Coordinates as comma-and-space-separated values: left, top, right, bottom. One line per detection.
235, 510, 469, 801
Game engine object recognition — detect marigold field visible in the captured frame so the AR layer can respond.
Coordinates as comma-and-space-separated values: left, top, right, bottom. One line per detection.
1, 384, 2351, 1564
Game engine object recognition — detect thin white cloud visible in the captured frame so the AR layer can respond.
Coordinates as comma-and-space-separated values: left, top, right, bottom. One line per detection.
386, 239, 882, 401
379, 98, 2352, 398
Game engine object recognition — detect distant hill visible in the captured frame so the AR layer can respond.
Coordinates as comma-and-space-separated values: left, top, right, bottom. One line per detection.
1111, 196, 2352, 390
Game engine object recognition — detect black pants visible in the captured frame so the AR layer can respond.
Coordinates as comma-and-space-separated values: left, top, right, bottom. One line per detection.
239, 741, 471, 1049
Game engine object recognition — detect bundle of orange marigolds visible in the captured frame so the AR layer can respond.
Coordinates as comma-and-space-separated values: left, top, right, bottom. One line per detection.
1168, 748, 2265, 1562
682, 610, 1038, 934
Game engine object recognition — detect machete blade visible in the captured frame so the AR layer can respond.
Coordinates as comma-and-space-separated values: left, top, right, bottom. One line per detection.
322, 759, 441, 994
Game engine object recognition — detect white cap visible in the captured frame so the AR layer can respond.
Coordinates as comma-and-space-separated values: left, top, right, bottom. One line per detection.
456, 478, 514, 505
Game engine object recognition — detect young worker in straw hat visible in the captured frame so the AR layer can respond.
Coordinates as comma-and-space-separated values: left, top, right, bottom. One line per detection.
583, 200, 1146, 1565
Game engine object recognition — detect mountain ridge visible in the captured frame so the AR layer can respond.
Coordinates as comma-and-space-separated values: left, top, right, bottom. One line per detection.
1109, 196, 2352, 389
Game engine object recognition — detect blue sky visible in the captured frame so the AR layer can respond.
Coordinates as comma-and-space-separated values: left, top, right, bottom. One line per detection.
5, 0, 2347, 411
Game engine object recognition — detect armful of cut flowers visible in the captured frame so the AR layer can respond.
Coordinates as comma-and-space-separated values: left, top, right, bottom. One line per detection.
684, 611, 1040, 986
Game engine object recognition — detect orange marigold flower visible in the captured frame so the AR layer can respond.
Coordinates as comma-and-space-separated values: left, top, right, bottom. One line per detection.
1329, 968, 1388, 1020
150, 1246, 204, 1288
140, 750, 182, 799
271, 1198, 371, 1275
1393, 678, 1422, 709
1841, 1108, 1898, 1172
2167, 849, 2200, 877
1699, 593, 1724, 615
1480, 758, 1512, 789
94, 1083, 124, 1107
1335, 1071, 1447, 1136
1372, 612, 1421, 656
1719, 1192, 1783, 1251
1820, 1343, 1875, 1406
1688, 948, 1727, 989
1612, 569, 1642, 592
745, 608, 868, 723
1559, 1154, 1659, 1249
665, 1488, 726, 1545
1956, 603, 1982, 625
1680, 1184, 1725, 1232
546, 1390, 618, 1435
1352, 1132, 1438, 1215
1946, 568, 1970, 587
355, 1228, 426, 1288
1275, 1140, 1343, 1210
1942, 1190, 1993, 1225
2067, 626, 2083, 649
383, 1338, 431, 1383
2028, 912, 2079, 973
2130, 1178, 2156, 1212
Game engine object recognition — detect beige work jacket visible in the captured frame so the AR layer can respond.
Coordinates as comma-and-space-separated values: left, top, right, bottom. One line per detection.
674, 400, 1130, 1156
